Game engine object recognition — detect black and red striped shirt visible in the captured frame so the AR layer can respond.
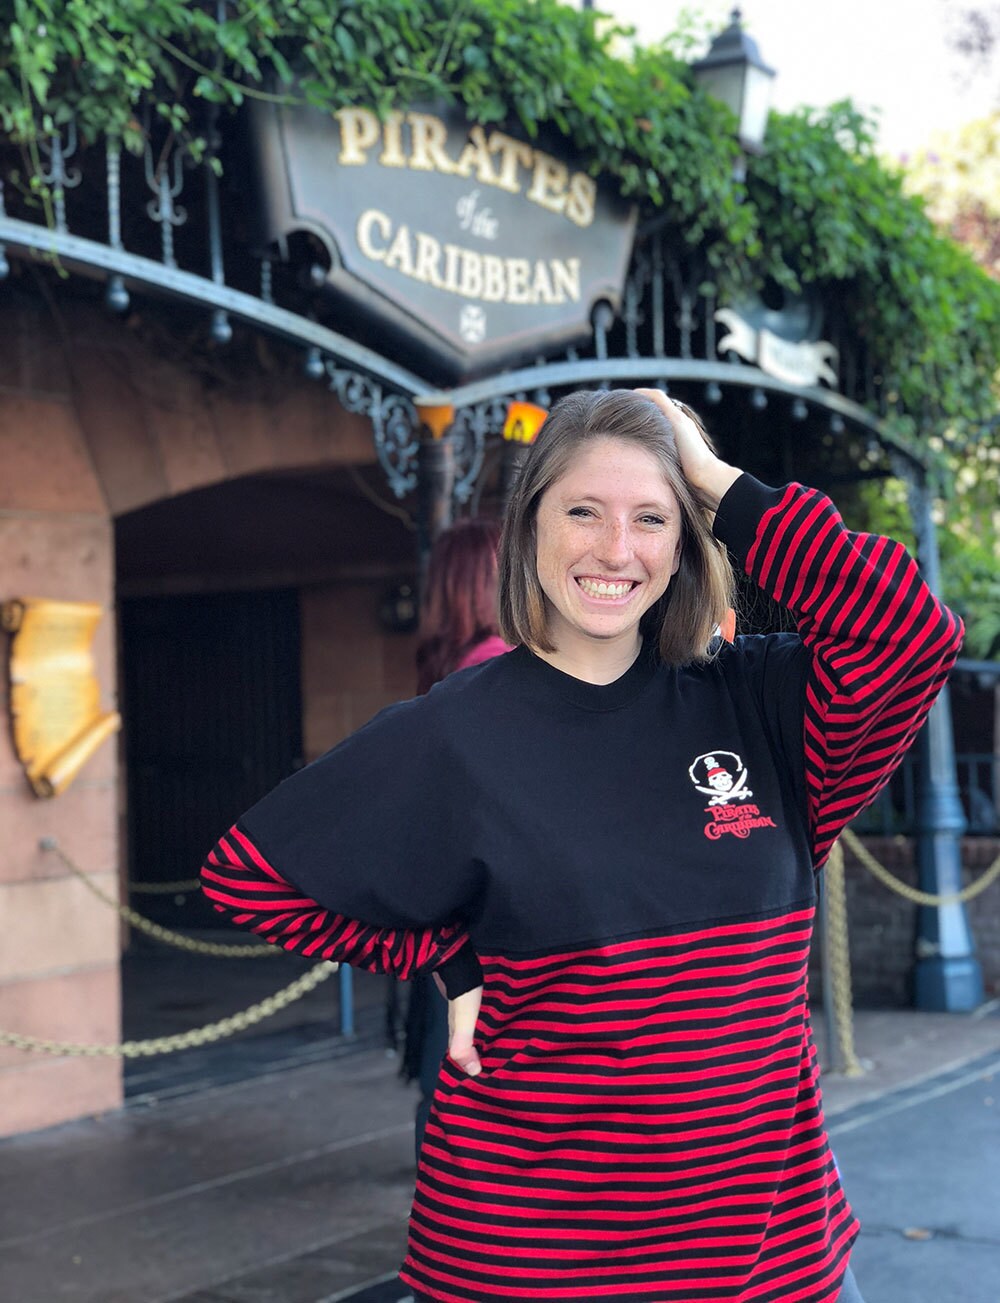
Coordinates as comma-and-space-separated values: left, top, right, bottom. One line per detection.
202, 475, 961, 1302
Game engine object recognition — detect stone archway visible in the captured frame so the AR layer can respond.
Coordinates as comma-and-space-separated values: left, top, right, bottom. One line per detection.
0, 298, 401, 1133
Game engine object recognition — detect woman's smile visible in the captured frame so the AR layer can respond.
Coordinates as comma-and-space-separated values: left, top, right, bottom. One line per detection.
574, 576, 640, 601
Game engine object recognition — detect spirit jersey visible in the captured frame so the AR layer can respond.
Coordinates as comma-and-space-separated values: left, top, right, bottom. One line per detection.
203, 475, 961, 1302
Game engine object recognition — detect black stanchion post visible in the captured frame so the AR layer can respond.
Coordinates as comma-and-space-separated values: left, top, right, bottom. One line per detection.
416, 406, 456, 593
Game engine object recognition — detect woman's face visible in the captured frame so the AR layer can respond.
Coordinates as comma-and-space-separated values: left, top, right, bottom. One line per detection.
535, 437, 683, 660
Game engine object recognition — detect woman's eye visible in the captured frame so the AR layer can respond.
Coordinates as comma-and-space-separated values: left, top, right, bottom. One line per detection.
639, 515, 666, 526
567, 506, 594, 518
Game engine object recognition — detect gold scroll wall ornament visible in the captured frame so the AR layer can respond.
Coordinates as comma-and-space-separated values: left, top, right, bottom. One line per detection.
1, 598, 121, 798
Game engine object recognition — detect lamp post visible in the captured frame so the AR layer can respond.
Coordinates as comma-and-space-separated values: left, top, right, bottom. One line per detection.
691, 7, 776, 178
908, 470, 984, 1010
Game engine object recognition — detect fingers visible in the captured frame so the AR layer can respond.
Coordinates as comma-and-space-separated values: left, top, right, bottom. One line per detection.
634, 388, 711, 448
634, 388, 740, 510
635, 386, 680, 419
448, 1028, 482, 1076
447, 984, 483, 1077
635, 387, 714, 475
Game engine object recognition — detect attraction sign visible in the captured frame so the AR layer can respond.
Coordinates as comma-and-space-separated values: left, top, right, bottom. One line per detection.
250, 103, 637, 379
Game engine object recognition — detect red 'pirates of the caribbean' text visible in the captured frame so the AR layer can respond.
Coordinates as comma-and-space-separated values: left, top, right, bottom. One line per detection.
703, 803, 777, 840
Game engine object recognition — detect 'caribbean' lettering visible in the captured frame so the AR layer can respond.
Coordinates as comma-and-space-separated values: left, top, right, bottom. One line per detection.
702, 803, 778, 841
356, 209, 581, 307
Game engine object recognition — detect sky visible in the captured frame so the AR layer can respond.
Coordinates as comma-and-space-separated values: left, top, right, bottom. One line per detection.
601, 0, 999, 157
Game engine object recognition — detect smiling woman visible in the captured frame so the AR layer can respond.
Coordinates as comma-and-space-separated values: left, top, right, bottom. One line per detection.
498, 390, 737, 677
201, 388, 961, 1303
533, 439, 683, 668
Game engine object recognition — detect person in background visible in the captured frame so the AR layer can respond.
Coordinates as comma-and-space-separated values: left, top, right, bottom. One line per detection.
202, 390, 961, 1302
414, 518, 510, 695
404, 517, 511, 1156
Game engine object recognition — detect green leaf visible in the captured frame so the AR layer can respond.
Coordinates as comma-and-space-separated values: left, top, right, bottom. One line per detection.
270, 48, 294, 84
334, 24, 358, 61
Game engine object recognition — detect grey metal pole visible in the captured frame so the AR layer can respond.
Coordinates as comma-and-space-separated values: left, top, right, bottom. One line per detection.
417, 433, 456, 594
908, 472, 984, 1010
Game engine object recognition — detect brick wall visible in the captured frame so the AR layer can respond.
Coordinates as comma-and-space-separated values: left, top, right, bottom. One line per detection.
0, 296, 411, 1136
0, 307, 122, 1135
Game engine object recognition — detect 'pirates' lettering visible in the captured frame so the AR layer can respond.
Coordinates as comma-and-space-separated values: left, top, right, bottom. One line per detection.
703, 804, 778, 841
335, 108, 597, 228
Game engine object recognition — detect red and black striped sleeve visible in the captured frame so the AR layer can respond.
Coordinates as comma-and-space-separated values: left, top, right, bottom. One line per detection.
201, 823, 481, 992
199, 696, 486, 997
715, 475, 963, 867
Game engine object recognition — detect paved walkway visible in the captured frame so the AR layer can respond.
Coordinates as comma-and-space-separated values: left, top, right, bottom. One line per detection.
1, 1003, 998, 1303
829, 1052, 1000, 1302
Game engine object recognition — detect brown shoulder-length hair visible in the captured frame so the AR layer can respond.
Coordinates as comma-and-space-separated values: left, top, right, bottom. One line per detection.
416, 517, 503, 693
497, 389, 734, 667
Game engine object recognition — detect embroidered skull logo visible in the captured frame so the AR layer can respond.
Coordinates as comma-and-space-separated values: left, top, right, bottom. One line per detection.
688, 751, 753, 806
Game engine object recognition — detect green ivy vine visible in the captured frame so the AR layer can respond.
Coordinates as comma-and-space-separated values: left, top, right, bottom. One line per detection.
1, 0, 998, 463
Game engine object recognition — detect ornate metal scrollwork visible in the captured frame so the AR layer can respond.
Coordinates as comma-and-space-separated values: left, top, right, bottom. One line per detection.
650, 232, 666, 359
669, 257, 697, 361
144, 144, 188, 269
259, 255, 274, 305
451, 398, 507, 505
38, 120, 82, 233
326, 366, 420, 498
204, 110, 231, 343
104, 138, 129, 312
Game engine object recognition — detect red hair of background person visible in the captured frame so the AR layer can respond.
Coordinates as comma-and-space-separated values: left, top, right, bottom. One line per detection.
416, 518, 505, 694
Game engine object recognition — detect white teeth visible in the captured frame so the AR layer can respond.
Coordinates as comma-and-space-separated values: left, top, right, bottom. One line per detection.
578, 578, 632, 598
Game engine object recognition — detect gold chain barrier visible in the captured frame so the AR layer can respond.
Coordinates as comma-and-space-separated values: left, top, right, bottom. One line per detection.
820, 840, 864, 1077
841, 826, 1000, 905
40, 838, 280, 957
820, 826, 1000, 1078
12, 831, 995, 1066
0, 961, 337, 1058
0, 840, 338, 1057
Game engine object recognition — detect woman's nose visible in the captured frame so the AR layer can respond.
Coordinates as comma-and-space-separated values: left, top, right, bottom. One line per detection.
595, 521, 632, 567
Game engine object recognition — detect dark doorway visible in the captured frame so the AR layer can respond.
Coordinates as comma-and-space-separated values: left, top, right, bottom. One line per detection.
120, 588, 303, 929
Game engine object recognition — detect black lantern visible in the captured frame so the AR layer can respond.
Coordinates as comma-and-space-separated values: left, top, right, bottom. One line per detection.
691, 7, 776, 156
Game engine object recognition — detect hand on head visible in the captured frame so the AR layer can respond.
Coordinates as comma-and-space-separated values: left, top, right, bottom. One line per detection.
634, 389, 742, 511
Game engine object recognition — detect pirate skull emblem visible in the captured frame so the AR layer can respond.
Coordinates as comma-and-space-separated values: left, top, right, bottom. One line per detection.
688, 751, 753, 805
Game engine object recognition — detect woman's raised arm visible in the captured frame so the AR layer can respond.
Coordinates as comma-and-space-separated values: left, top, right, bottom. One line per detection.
714, 474, 963, 866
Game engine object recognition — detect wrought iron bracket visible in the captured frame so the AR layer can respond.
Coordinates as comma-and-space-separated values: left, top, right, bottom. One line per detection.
326, 366, 420, 498
451, 399, 507, 505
